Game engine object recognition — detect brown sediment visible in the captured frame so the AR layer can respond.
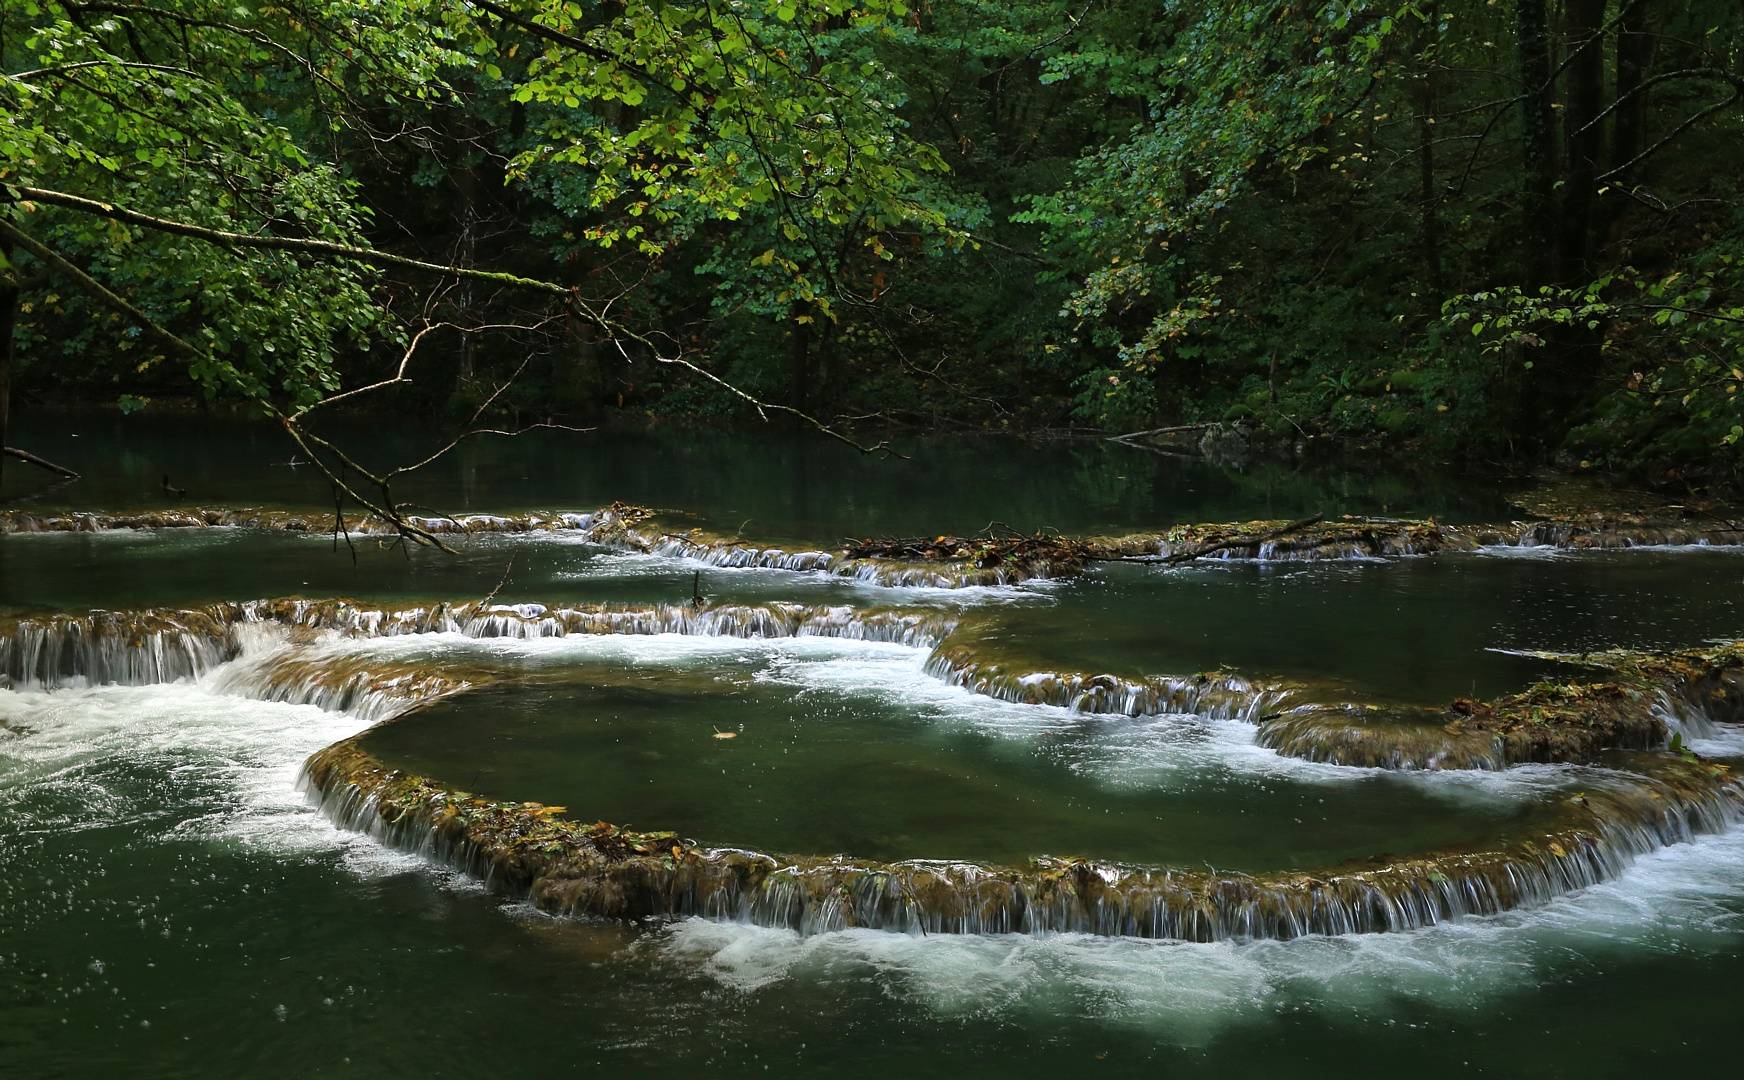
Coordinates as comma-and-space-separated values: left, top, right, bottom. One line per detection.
1257, 643, 1744, 770
6, 497, 1744, 588
1093, 516, 1480, 562
1256, 683, 1668, 771
1460, 518, 1744, 549
842, 534, 1098, 581
0, 506, 602, 536
207, 646, 479, 721
301, 735, 1741, 941
1498, 641, 1744, 727
1257, 705, 1513, 770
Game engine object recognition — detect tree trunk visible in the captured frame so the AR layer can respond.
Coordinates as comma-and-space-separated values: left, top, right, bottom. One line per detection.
0, 235, 18, 491
1560, 0, 1607, 283
788, 308, 811, 417
1516, 0, 1558, 289
1601, 0, 1654, 258
1415, 7, 1444, 298
454, 175, 479, 389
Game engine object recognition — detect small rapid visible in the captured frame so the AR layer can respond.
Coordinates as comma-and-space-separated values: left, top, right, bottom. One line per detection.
4, 581, 1742, 947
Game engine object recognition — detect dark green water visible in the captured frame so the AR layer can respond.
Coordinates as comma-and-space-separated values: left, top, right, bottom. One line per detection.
357, 646, 1537, 870
5, 410, 1513, 534
3, 410, 1743, 1077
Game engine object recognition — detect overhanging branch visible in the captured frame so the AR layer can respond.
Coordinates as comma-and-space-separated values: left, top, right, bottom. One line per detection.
12, 186, 904, 457
13, 186, 571, 297
0, 217, 454, 549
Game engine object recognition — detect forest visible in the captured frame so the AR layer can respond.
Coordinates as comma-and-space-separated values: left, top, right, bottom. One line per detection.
2, 0, 1742, 489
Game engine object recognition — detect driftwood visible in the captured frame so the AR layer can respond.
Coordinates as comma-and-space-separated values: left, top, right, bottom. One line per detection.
842, 533, 1098, 571
1107, 423, 1217, 442
1122, 513, 1326, 565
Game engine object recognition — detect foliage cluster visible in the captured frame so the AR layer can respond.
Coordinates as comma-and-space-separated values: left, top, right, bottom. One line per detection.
2, 0, 1742, 485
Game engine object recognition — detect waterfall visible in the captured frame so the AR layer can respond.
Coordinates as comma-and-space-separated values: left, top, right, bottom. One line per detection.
300, 738, 1744, 942
206, 632, 475, 723
0, 607, 240, 689
922, 644, 1287, 720
0, 599, 959, 694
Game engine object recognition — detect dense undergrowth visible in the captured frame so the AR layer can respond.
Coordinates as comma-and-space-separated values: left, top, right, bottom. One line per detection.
3, 0, 1741, 489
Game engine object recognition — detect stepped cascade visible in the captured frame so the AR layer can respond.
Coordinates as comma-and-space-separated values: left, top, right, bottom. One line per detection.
7, 495, 1741, 942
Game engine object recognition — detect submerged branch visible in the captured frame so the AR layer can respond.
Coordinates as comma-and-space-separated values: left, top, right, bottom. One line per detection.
1109, 422, 1217, 441
3, 446, 81, 479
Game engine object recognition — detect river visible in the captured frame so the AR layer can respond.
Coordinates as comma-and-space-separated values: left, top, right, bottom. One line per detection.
2, 412, 1741, 1076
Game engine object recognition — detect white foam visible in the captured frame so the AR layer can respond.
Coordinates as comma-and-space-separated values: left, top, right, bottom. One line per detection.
0, 680, 418, 876
646, 824, 1744, 1036
1474, 544, 1567, 559
2, 624, 1739, 1037
749, 645, 1563, 808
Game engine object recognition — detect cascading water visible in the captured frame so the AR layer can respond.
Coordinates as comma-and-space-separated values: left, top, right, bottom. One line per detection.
11, 433, 1744, 1072
10, 582, 1723, 944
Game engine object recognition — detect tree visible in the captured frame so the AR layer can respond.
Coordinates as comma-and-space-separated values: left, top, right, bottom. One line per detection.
0, 0, 949, 527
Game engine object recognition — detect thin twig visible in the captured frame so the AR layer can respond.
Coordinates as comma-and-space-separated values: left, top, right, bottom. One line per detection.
477, 554, 516, 611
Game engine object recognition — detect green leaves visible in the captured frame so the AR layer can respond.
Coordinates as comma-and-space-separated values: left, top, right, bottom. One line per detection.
1016, 0, 1410, 415
1, 1, 424, 406
476, 0, 954, 270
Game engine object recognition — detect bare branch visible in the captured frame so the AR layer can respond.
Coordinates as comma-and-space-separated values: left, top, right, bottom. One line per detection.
1109, 423, 1216, 440
1598, 79, 1744, 181
7, 60, 200, 80
13, 186, 572, 298
464, 0, 616, 62
292, 321, 444, 417
379, 357, 594, 480
0, 217, 453, 550
637, 343, 905, 457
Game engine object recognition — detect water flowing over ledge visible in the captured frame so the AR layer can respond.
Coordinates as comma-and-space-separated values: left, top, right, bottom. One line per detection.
300, 738, 1743, 941
7, 500, 1744, 589
0, 507, 601, 535
923, 643, 1287, 720
207, 642, 479, 724
9, 592, 1741, 940
0, 593, 1293, 723
1256, 642, 1744, 769
0, 597, 956, 690
286, 626, 1744, 942
9, 598, 1742, 755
